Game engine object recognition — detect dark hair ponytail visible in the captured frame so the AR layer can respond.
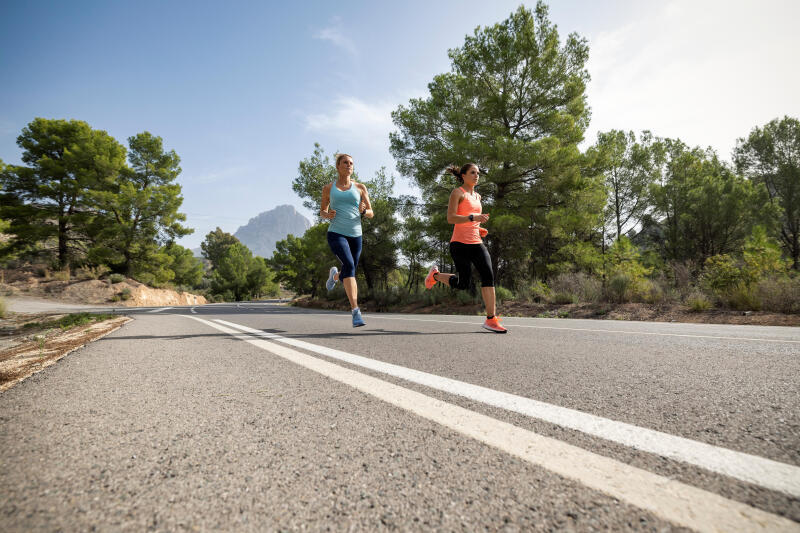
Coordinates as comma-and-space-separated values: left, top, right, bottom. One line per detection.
446, 163, 478, 184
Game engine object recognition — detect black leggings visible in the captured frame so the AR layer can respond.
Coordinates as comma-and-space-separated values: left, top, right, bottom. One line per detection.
448, 241, 494, 289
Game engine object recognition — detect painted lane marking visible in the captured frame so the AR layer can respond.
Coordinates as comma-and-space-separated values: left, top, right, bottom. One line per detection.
355, 314, 800, 344
187, 315, 797, 532
214, 318, 800, 498
146, 307, 174, 313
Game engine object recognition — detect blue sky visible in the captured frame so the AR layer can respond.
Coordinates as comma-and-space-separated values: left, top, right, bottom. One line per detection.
2, 1, 798, 249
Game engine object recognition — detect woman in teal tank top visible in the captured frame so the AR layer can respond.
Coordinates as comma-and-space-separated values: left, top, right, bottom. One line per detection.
320, 153, 373, 327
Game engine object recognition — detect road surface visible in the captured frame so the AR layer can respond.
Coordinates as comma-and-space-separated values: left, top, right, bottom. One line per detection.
1, 302, 798, 531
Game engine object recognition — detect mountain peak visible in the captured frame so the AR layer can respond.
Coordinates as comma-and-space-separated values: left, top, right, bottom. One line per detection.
234, 205, 310, 258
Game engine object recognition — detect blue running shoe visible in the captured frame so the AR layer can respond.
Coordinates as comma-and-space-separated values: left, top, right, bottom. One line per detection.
326, 266, 338, 291
352, 307, 365, 327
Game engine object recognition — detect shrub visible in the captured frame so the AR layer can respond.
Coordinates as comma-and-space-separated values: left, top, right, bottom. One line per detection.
548, 273, 601, 304
78, 265, 111, 280
456, 290, 480, 305
515, 280, 551, 303
701, 254, 744, 293
722, 285, 760, 311
0, 296, 6, 318
742, 226, 787, 281
34, 266, 50, 279
370, 287, 402, 308
109, 273, 126, 284
668, 261, 696, 293
52, 269, 70, 282
756, 276, 800, 314
603, 237, 652, 302
685, 291, 712, 312
642, 275, 675, 305
606, 273, 634, 303
423, 289, 444, 306
494, 286, 513, 303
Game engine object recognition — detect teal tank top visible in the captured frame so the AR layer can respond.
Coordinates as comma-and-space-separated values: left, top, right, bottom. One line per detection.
328, 181, 362, 237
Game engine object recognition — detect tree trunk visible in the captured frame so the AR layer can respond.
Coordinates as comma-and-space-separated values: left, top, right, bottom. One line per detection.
58, 217, 68, 269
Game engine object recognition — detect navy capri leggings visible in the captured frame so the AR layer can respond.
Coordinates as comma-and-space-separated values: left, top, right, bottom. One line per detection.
448, 241, 494, 289
327, 231, 362, 279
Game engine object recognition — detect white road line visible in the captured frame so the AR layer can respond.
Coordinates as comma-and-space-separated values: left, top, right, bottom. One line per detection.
187, 315, 797, 533
214, 318, 800, 498
360, 314, 800, 344
146, 307, 174, 313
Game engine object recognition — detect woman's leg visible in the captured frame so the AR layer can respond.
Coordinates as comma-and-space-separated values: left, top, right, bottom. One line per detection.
327, 232, 358, 309
447, 242, 474, 291
472, 244, 496, 317
481, 286, 496, 317
343, 235, 363, 311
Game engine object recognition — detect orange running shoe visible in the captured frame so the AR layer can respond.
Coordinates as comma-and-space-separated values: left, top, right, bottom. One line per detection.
425, 266, 439, 289
482, 316, 507, 333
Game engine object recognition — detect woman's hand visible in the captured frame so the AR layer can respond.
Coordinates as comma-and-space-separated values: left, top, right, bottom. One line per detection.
474, 213, 489, 223
359, 201, 374, 219
321, 209, 336, 220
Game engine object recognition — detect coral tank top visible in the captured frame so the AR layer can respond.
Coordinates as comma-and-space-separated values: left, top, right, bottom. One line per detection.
450, 187, 482, 244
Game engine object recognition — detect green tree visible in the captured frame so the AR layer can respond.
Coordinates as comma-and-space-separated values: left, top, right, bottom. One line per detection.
397, 200, 436, 292
735, 116, 800, 269
88, 131, 192, 278
0, 118, 126, 268
292, 143, 339, 220
164, 242, 204, 288
200, 227, 240, 269
649, 140, 777, 266
390, 3, 602, 284
358, 169, 399, 289
591, 130, 661, 241
269, 224, 336, 297
741, 225, 787, 281
211, 242, 275, 300
603, 236, 652, 302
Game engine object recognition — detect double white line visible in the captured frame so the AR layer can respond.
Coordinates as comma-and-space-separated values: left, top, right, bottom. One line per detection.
187, 315, 799, 532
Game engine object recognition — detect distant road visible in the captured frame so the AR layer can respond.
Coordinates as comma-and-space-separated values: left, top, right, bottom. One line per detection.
1, 302, 798, 531
5, 295, 111, 313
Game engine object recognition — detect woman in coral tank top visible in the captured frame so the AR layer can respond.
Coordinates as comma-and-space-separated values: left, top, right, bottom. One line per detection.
424, 163, 507, 333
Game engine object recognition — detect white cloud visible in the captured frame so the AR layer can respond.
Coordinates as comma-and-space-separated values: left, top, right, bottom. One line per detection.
304, 96, 396, 149
313, 17, 357, 57
583, 0, 800, 159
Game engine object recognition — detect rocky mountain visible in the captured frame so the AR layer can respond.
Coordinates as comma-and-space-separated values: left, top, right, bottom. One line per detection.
233, 205, 311, 259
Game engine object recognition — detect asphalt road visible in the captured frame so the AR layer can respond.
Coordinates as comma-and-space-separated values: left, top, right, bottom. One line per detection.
1, 302, 798, 531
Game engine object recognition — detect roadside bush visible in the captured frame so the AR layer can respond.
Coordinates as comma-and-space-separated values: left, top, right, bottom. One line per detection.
642, 275, 675, 305
495, 286, 513, 303
52, 269, 70, 282
456, 290, 480, 305
685, 291, 712, 312
606, 273, 634, 303
78, 265, 111, 281
423, 288, 445, 306
34, 266, 50, 279
603, 237, 652, 303
722, 285, 760, 311
0, 296, 6, 318
548, 272, 601, 304
515, 280, 551, 303
370, 287, 402, 309
111, 287, 132, 302
668, 261, 697, 294
701, 254, 744, 294
109, 273, 126, 284
756, 276, 800, 314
